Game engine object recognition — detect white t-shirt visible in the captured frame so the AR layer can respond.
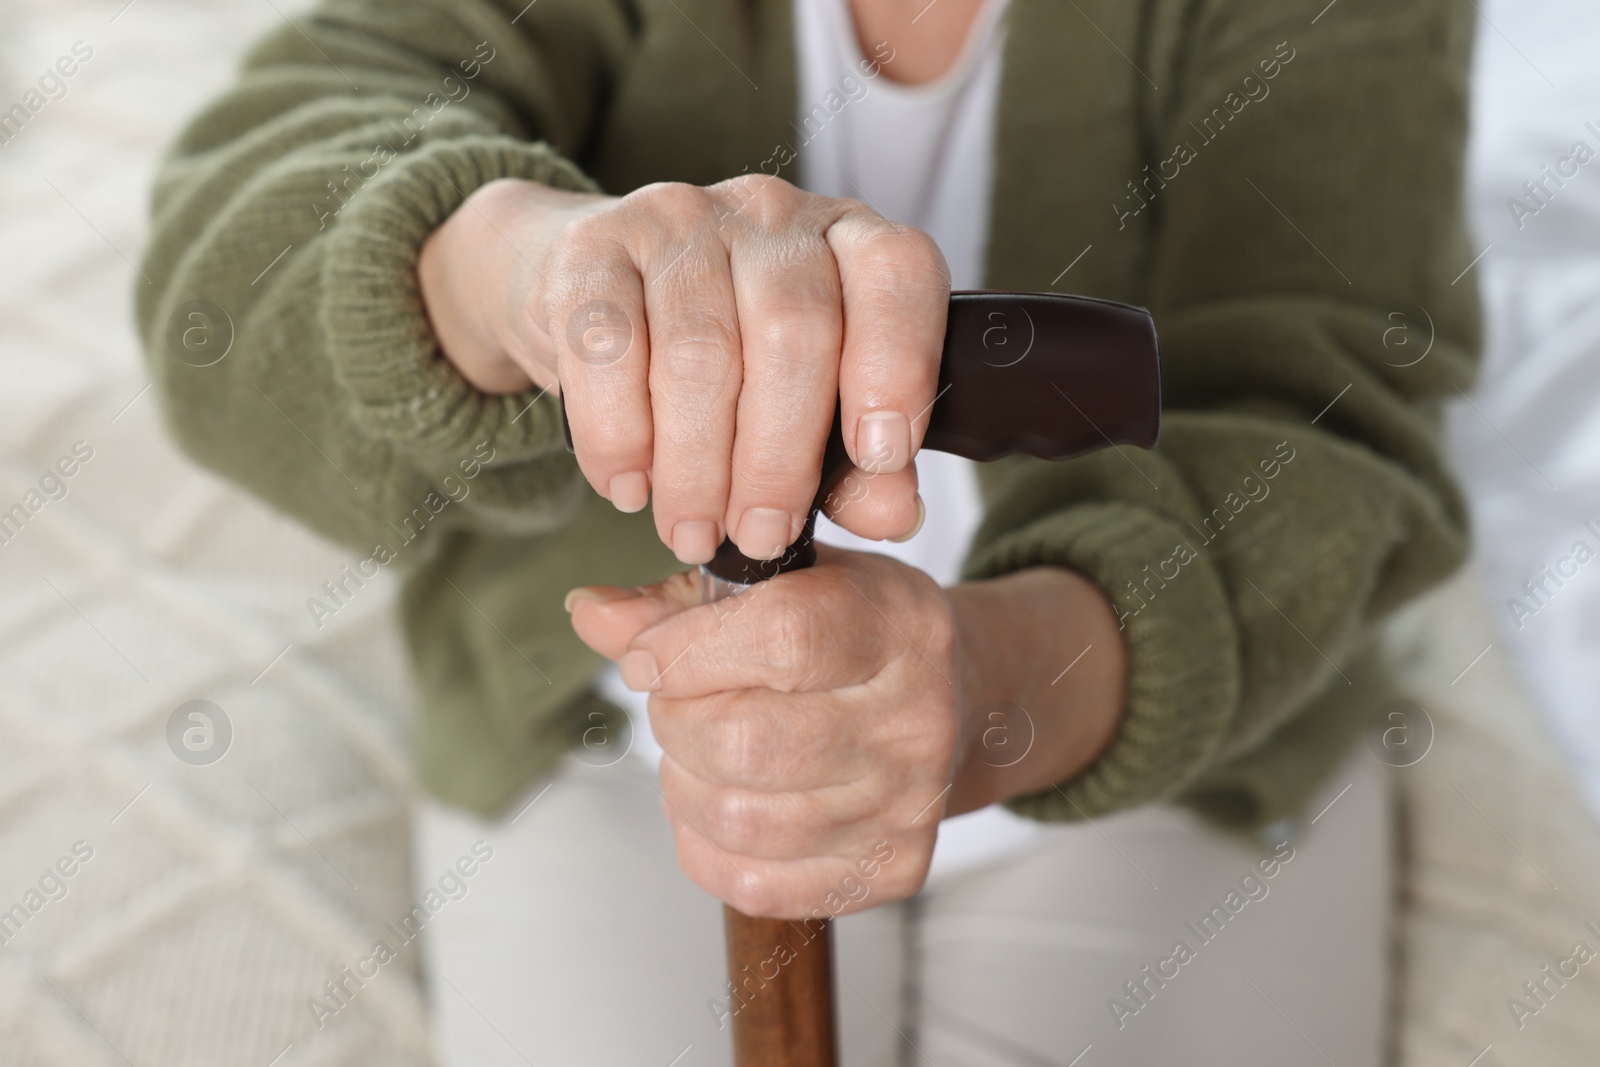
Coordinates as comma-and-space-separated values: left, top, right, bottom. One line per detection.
794, 0, 1010, 293
602, 0, 1041, 881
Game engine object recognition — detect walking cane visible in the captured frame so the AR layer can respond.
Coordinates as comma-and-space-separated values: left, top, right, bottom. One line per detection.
567, 291, 1162, 1066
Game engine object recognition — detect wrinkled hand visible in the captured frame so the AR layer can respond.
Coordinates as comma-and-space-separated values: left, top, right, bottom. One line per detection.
568, 546, 961, 919
418, 175, 949, 565
568, 543, 1131, 919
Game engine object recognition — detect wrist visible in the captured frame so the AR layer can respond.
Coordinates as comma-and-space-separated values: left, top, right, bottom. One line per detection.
946, 566, 1127, 815
417, 178, 611, 394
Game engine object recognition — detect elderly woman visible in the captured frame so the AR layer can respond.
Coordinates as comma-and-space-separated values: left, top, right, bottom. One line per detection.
139, 0, 1476, 1063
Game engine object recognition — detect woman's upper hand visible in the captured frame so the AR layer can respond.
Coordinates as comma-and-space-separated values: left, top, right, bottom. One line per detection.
417, 175, 951, 564
565, 546, 1128, 920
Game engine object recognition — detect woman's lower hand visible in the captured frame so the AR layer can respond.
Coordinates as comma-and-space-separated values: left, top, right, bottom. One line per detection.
566, 546, 1127, 919
417, 175, 950, 565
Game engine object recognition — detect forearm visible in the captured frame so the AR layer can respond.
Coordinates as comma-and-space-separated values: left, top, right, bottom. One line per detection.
946, 566, 1127, 816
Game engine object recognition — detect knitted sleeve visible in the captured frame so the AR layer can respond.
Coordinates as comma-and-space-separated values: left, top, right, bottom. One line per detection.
967, 0, 1480, 826
135, 0, 635, 556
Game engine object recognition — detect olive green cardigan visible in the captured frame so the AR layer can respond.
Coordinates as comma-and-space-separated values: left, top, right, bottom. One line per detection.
136, 0, 1478, 826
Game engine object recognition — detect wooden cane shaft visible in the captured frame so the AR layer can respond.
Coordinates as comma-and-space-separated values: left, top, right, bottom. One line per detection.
724, 907, 837, 1067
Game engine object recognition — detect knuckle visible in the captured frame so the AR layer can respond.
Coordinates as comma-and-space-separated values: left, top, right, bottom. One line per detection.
895, 703, 959, 772
547, 213, 621, 278
635, 181, 713, 222
917, 582, 958, 661
543, 282, 633, 352
753, 305, 837, 362
892, 561, 949, 628
553, 208, 605, 251
905, 230, 950, 279
578, 413, 651, 462
718, 173, 798, 226
539, 259, 586, 313
763, 592, 820, 684
645, 235, 704, 281
703, 708, 765, 783
655, 331, 738, 389
703, 787, 762, 852
854, 239, 947, 299
828, 197, 871, 225
922, 713, 963, 767
736, 448, 815, 502
726, 873, 781, 918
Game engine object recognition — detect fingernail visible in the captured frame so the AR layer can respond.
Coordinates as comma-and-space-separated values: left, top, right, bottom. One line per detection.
563, 586, 641, 613
889, 494, 926, 543
672, 520, 722, 566
737, 507, 792, 561
857, 410, 911, 475
608, 471, 650, 513
618, 649, 661, 691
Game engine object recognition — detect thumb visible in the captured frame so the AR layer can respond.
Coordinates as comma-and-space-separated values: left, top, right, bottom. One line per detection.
566, 570, 703, 660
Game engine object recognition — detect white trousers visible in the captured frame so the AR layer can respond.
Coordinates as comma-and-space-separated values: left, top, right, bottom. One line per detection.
415, 745, 1390, 1066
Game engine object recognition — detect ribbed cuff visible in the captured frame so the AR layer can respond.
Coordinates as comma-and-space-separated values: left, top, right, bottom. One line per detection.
321, 134, 595, 469
961, 502, 1242, 821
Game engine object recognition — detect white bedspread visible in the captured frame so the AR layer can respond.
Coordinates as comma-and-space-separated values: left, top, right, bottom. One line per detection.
0, 3, 430, 1065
